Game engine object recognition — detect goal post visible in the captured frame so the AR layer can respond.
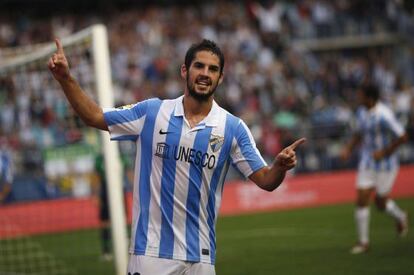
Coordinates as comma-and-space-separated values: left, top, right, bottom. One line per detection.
90, 25, 129, 275
0, 24, 128, 275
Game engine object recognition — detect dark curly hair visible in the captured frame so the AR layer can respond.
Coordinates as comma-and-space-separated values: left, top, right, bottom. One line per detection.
361, 84, 380, 101
184, 39, 225, 75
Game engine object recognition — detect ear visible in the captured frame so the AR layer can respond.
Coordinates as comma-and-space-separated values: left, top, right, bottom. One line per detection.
218, 72, 224, 85
180, 64, 187, 79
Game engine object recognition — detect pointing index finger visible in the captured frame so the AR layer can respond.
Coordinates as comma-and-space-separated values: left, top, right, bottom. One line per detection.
55, 38, 64, 54
287, 138, 306, 150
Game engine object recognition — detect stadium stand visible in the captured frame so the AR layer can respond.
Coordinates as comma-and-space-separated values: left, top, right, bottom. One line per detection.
1, 0, 414, 202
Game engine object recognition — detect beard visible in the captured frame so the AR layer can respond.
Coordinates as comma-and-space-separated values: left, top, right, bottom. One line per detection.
187, 75, 218, 102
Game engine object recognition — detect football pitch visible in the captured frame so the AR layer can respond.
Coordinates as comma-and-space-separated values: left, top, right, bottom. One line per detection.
2, 198, 413, 275
216, 198, 414, 275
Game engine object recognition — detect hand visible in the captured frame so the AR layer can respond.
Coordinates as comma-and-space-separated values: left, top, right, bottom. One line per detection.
373, 150, 386, 161
340, 148, 351, 162
275, 138, 306, 171
48, 39, 70, 82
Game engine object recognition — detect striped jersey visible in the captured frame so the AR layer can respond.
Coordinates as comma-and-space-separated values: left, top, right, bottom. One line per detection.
354, 102, 405, 171
103, 96, 266, 264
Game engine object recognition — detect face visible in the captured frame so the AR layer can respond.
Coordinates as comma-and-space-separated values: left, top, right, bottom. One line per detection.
181, 51, 223, 101
357, 89, 372, 109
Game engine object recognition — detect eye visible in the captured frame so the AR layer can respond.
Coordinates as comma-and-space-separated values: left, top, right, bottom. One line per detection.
193, 62, 204, 69
209, 66, 219, 73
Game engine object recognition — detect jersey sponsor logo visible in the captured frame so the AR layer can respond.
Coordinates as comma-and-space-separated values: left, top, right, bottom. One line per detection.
209, 134, 224, 153
155, 142, 170, 159
155, 142, 216, 169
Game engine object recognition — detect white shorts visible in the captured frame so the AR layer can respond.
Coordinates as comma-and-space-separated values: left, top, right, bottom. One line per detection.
127, 254, 216, 275
356, 169, 398, 196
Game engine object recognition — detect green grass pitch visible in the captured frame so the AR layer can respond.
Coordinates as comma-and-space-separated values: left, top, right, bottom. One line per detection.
1, 198, 413, 275
216, 198, 414, 275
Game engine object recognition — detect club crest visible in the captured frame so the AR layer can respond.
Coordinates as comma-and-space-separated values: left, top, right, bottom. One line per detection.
209, 134, 224, 153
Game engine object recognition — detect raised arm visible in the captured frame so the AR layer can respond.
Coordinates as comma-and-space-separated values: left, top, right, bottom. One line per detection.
48, 39, 108, 131
249, 138, 306, 192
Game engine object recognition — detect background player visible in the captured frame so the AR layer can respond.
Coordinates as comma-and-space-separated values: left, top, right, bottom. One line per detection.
48, 38, 305, 274
93, 153, 112, 261
341, 84, 409, 254
0, 134, 13, 205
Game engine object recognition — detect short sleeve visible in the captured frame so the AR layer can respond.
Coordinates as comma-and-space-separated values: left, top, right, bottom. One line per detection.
230, 120, 267, 178
103, 100, 149, 141
382, 109, 405, 138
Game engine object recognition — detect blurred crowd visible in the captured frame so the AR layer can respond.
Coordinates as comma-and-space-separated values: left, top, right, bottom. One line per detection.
1, 0, 414, 187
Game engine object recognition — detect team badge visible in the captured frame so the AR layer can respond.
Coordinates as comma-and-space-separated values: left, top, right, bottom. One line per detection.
209, 134, 224, 153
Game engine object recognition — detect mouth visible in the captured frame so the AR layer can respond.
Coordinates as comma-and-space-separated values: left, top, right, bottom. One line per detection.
195, 77, 212, 88
195, 83, 210, 89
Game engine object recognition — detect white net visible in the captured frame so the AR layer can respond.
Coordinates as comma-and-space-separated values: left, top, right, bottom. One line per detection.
0, 214, 76, 275
0, 25, 126, 275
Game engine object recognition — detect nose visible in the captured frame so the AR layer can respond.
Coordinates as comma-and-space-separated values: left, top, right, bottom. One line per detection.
200, 66, 210, 76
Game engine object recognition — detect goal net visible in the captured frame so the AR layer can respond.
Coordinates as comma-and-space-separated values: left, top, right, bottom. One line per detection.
0, 24, 128, 275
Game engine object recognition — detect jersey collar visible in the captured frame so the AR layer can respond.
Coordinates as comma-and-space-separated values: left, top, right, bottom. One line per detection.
174, 95, 220, 127
368, 102, 380, 114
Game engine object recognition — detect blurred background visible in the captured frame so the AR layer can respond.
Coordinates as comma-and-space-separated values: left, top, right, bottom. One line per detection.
1, 0, 414, 274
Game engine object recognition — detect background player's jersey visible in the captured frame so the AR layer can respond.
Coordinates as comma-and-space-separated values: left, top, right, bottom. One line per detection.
0, 148, 13, 204
104, 96, 266, 264
0, 149, 13, 185
354, 102, 405, 171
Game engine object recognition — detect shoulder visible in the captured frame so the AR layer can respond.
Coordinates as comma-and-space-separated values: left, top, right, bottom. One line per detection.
121, 97, 163, 112
377, 102, 396, 120
160, 97, 179, 108
143, 97, 163, 107
377, 102, 393, 114
356, 106, 367, 118
215, 104, 242, 128
213, 100, 240, 122
223, 111, 250, 136
114, 98, 160, 110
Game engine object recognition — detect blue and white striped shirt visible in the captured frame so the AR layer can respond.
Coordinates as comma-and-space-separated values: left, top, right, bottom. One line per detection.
354, 102, 405, 171
104, 96, 266, 264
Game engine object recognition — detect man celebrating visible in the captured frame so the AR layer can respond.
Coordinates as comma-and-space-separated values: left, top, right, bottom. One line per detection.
49, 38, 305, 274
342, 84, 408, 254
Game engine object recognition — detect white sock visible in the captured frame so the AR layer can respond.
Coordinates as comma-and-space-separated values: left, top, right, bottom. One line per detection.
385, 199, 406, 222
355, 207, 370, 245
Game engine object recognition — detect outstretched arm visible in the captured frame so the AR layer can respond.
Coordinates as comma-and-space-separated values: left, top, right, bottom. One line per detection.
249, 138, 306, 191
48, 39, 108, 131
340, 133, 361, 161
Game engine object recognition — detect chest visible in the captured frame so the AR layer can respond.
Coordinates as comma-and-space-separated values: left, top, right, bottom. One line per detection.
360, 113, 385, 133
145, 114, 227, 169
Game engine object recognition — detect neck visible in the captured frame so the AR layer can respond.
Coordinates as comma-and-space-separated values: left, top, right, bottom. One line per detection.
367, 100, 377, 110
183, 92, 213, 114
182, 94, 213, 127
